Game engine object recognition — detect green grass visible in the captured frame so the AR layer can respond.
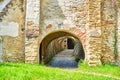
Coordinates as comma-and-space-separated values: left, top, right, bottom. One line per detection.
0, 62, 120, 80
78, 62, 120, 78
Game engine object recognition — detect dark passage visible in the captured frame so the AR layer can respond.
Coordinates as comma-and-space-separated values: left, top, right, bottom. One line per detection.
39, 43, 42, 63
67, 38, 74, 49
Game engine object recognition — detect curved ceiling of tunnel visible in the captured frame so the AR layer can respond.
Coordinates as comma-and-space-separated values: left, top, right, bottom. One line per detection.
40, 30, 80, 48
39, 30, 85, 64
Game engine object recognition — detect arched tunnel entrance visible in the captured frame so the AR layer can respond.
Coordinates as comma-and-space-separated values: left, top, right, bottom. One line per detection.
39, 30, 85, 68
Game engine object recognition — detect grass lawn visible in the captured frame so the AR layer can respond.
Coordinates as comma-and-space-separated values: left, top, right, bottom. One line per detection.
0, 62, 120, 80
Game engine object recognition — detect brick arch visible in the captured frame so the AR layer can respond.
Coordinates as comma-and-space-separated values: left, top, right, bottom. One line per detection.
39, 29, 86, 64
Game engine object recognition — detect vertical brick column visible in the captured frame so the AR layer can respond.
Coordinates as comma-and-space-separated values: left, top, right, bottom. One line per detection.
25, 0, 40, 63
86, 0, 102, 66
101, 0, 116, 63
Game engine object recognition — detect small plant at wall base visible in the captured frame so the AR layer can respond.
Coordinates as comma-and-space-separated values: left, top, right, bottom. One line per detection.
114, 30, 118, 58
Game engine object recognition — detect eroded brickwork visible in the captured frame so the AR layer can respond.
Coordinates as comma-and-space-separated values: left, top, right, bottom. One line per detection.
86, 0, 102, 66
117, 7, 120, 65
25, 0, 40, 63
101, 0, 117, 63
0, 0, 120, 66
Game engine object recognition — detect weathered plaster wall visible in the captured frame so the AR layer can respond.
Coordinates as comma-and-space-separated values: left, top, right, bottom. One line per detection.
101, 0, 117, 63
0, 0, 25, 62
40, 0, 88, 34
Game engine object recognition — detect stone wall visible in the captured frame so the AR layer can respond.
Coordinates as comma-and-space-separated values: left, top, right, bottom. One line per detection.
26, 0, 88, 63
0, 0, 25, 62
25, 0, 40, 63
40, 0, 88, 34
101, 0, 117, 63
44, 36, 76, 64
73, 39, 85, 60
0, 0, 119, 66
45, 37, 67, 63
0, 37, 2, 62
117, 6, 120, 65
86, 0, 102, 66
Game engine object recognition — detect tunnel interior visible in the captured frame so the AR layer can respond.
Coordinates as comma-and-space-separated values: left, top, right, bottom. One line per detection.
39, 31, 85, 68
67, 38, 75, 49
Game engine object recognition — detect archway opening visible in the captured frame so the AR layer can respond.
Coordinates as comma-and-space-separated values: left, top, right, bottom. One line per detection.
39, 30, 85, 68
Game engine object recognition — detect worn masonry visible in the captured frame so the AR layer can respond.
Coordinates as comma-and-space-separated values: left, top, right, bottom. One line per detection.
0, 0, 120, 66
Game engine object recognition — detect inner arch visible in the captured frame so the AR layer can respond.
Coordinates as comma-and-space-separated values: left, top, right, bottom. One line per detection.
39, 30, 85, 68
